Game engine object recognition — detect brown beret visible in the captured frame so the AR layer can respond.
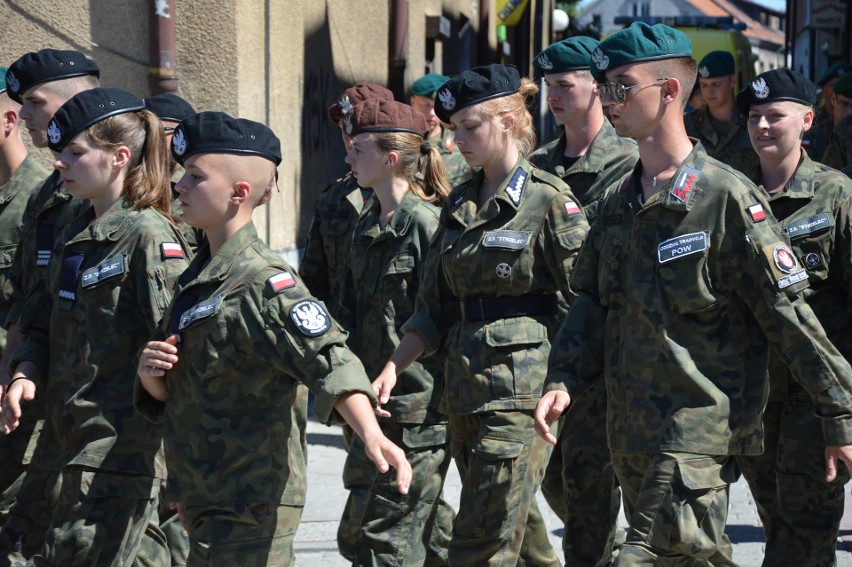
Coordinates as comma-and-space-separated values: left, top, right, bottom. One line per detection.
343, 98, 428, 138
327, 83, 394, 124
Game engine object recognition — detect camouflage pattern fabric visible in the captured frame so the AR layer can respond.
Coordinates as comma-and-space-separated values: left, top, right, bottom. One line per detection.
298, 172, 371, 318
803, 111, 833, 163
684, 107, 759, 175
431, 128, 474, 190
821, 115, 852, 171
737, 152, 852, 566
0, 464, 60, 564
530, 120, 636, 565
337, 426, 375, 562
183, 503, 302, 567
529, 120, 638, 224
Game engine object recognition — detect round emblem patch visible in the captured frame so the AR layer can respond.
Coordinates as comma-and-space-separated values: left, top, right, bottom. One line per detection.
290, 300, 331, 337
772, 245, 798, 274
47, 120, 62, 145
804, 252, 821, 269
173, 127, 187, 156
496, 263, 512, 278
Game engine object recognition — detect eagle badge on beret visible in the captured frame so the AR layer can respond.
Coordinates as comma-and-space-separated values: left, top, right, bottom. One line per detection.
592, 48, 609, 71
47, 120, 62, 145
752, 77, 770, 100
344, 113, 353, 135
338, 94, 354, 115
536, 53, 554, 71
438, 88, 456, 111
5, 71, 19, 94
173, 127, 187, 156
699, 66, 709, 78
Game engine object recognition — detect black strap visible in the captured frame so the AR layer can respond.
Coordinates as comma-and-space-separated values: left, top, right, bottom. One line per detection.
455, 294, 558, 321
36, 223, 53, 266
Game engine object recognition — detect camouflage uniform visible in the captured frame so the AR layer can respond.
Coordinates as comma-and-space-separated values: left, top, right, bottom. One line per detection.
429, 128, 474, 190
134, 221, 379, 566
684, 107, 759, 174
0, 171, 87, 562
341, 192, 455, 566
402, 158, 589, 565
0, 155, 48, 526
738, 151, 852, 566
821, 115, 852, 171
530, 120, 638, 566
11, 199, 189, 566
803, 111, 833, 162
545, 143, 852, 564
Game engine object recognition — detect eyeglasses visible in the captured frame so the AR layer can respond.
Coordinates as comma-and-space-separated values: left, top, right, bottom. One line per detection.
598, 78, 669, 104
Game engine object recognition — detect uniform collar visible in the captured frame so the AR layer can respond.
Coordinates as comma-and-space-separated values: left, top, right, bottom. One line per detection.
193, 221, 260, 284
0, 154, 47, 203
625, 141, 705, 212
69, 198, 135, 243
362, 190, 418, 241
762, 149, 817, 202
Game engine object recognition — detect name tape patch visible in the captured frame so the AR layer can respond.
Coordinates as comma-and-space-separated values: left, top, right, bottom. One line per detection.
785, 213, 832, 239
657, 232, 708, 264
483, 230, 531, 250
81, 255, 126, 288
179, 295, 223, 331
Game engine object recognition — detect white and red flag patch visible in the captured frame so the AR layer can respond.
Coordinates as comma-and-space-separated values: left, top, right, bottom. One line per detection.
563, 200, 581, 216
748, 204, 766, 222
268, 271, 296, 293
161, 242, 185, 259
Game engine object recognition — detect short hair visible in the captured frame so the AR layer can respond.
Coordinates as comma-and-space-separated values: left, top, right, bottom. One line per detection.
647, 58, 697, 107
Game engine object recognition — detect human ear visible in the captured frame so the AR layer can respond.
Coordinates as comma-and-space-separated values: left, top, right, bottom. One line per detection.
231, 180, 251, 204
112, 146, 132, 169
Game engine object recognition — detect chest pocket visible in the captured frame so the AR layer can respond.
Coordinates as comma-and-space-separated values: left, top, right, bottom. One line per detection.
786, 213, 833, 284
656, 232, 718, 315
382, 252, 416, 324
481, 230, 534, 291
76, 255, 127, 320
178, 295, 242, 381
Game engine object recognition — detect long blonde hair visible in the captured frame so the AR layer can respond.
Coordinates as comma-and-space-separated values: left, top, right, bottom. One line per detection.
478, 77, 539, 158
370, 131, 451, 206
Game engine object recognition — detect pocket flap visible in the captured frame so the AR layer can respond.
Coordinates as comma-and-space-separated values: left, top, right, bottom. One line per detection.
472, 436, 525, 461
402, 423, 448, 448
675, 457, 737, 490
485, 319, 547, 347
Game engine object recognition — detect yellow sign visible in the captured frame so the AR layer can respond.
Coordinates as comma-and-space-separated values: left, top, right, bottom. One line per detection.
496, 0, 530, 27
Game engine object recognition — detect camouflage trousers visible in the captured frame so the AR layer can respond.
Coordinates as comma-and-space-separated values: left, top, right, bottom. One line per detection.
449, 410, 559, 567
0, 464, 60, 566
541, 379, 622, 566
610, 452, 739, 566
183, 502, 301, 567
0, 416, 40, 527
338, 424, 376, 562
355, 422, 455, 567
738, 398, 849, 567
27, 466, 167, 567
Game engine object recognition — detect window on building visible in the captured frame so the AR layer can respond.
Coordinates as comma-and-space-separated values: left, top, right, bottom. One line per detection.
631, 2, 650, 17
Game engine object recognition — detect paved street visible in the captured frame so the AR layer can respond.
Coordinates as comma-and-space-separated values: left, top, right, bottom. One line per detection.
295, 418, 852, 566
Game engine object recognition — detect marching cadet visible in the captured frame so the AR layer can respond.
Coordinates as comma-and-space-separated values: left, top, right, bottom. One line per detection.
529, 35, 637, 567
0, 68, 49, 526
409, 73, 473, 189
821, 72, 852, 171
804, 62, 852, 162
535, 22, 852, 565
0, 49, 97, 562
298, 82, 395, 562
373, 64, 589, 565
684, 50, 758, 174
340, 98, 455, 566
135, 111, 411, 566
2, 87, 189, 565
737, 68, 852, 567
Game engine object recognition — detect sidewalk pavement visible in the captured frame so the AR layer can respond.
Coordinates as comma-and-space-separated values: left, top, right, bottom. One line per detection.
295, 418, 852, 566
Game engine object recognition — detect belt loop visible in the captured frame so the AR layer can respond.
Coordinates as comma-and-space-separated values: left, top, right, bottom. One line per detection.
477, 298, 485, 320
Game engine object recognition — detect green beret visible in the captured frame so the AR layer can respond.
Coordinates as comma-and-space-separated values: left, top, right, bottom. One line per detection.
410, 73, 450, 97
697, 51, 735, 79
833, 72, 852, 98
0, 67, 6, 94
533, 36, 599, 79
817, 62, 852, 86
590, 22, 692, 83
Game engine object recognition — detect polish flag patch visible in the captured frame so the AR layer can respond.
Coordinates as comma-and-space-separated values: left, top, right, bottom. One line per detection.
268, 271, 296, 293
564, 200, 581, 216
161, 242, 185, 259
748, 204, 766, 222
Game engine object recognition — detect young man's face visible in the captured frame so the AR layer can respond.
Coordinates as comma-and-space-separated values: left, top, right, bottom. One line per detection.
601, 62, 668, 139
544, 71, 599, 126
746, 100, 812, 164
698, 75, 736, 113
832, 93, 852, 125
19, 83, 67, 148
410, 94, 441, 136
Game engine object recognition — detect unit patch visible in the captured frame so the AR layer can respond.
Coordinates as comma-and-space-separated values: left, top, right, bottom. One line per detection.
670, 165, 700, 203
785, 213, 832, 239
772, 244, 798, 274
81, 255, 126, 288
657, 232, 708, 263
268, 271, 296, 293
563, 200, 581, 216
804, 252, 822, 268
483, 230, 530, 250
161, 242, 185, 260
179, 295, 223, 331
748, 204, 767, 222
762, 243, 808, 290
505, 169, 528, 206
290, 300, 331, 337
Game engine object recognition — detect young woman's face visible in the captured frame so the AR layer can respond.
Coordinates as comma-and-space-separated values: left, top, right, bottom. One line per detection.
448, 105, 502, 168
747, 101, 812, 163
53, 133, 118, 201
344, 133, 388, 188
174, 154, 234, 230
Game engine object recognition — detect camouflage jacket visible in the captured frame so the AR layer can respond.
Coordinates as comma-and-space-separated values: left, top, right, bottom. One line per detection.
684, 107, 759, 175
299, 172, 371, 317
342, 191, 444, 424
0, 154, 48, 351
750, 151, 852, 401
529, 120, 638, 225
821, 115, 852, 171
546, 143, 852, 455
134, 221, 377, 506
431, 128, 474, 189
402, 158, 589, 415
804, 111, 833, 163
14, 200, 189, 479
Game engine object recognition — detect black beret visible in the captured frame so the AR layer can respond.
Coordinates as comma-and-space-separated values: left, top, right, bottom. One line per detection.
144, 93, 196, 123
434, 64, 521, 123
736, 68, 817, 116
47, 88, 145, 152
172, 111, 282, 166
4, 49, 99, 104
344, 98, 428, 138
327, 83, 394, 124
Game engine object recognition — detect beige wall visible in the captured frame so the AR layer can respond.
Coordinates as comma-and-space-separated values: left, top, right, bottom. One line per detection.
1, 0, 482, 257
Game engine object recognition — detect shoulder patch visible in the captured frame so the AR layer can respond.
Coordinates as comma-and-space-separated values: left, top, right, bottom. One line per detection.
563, 199, 581, 216
505, 168, 528, 206
161, 242, 185, 260
290, 300, 331, 337
268, 271, 296, 293
671, 165, 700, 203
762, 243, 808, 289
748, 204, 766, 222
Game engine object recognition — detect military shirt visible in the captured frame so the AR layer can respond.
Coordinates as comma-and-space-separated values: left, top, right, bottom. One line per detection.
402, 158, 589, 415
299, 172, 371, 317
684, 107, 759, 175
0, 155, 48, 351
546, 143, 852, 455
804, 111, 833, 163
134, 221, 378, 506
343, 192, 444, 424
821, 115, 852, 171
529, 120, 638, 225
430, 128, 474, 189
13, 200, 189, 479
749, 151, 852, 401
